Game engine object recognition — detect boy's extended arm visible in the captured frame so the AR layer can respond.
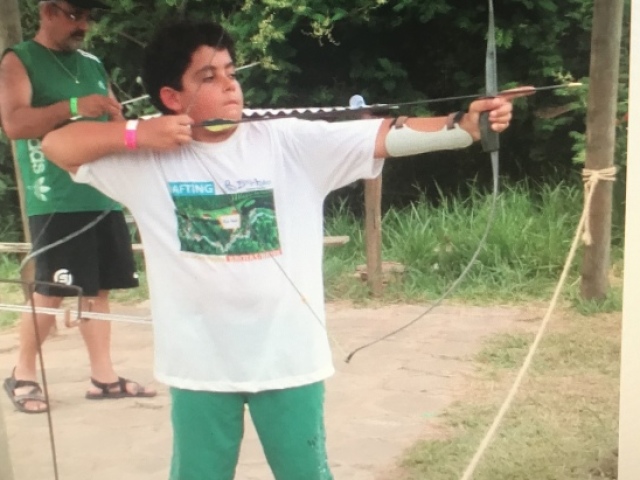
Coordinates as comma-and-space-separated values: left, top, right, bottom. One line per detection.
41, 115, 194, 173
373, 94, 526, 159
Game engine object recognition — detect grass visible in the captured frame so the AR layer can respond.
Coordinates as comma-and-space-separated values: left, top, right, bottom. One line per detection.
323, 181, 623, 305
319, 180, 623, 479
395, 309, 620, 480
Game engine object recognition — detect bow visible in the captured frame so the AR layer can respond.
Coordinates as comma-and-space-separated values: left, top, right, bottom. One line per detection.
344, 0, 502, 362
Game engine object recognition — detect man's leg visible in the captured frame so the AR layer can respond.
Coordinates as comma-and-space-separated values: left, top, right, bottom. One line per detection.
249, 382, 333, 480
9, 293, 63, 412
82, 290, 155, 397
79, 290, 116, 386
169, 388, 245, 480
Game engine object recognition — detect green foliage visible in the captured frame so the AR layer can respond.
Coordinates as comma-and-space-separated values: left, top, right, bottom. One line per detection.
1, 0, 629, 244
323, 180, 624, 304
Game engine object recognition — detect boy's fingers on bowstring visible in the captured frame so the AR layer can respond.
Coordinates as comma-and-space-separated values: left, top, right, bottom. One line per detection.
174, 115, 194, 144
174, 114, 195, 127
160, 115, 193, 146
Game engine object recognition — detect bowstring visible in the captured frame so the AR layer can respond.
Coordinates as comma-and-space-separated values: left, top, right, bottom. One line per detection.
20, 209, 114, 273
345, 0, 502, 363
344, 165, 500, 362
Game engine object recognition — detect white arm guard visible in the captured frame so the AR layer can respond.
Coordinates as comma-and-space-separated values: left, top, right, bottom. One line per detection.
384, 124, 473, 158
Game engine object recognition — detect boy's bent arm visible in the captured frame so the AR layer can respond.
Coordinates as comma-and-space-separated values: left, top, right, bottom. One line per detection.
42, 115, 194, 172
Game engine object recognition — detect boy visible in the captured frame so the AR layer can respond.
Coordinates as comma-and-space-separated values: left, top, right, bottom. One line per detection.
43, 19, 518, 480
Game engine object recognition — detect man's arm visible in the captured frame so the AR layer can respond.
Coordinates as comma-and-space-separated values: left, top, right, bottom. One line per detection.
0, 52, 124, 139
41, 115, 194, 173
0, 52, 73, 139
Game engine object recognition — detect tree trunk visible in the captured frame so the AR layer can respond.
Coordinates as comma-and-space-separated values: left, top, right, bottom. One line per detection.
364, 176, 383, 297
0, 0, 21, 48
0, 2, 23, 477
1, 0, 34, 300
580, 0, 624, 300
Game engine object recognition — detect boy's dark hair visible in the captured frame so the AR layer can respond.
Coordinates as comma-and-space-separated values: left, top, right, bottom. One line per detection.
142, 19, 236, 114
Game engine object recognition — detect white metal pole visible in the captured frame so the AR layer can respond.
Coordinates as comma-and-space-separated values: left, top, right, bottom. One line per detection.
618, 1, 640, 478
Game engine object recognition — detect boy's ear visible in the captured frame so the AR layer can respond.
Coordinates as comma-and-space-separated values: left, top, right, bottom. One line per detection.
159, 86, 183, 113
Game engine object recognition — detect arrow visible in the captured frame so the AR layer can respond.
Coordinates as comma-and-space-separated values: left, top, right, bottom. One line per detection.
194, 82, 582, 132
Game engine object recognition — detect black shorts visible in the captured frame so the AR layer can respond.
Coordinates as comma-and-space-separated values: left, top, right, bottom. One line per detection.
29, 211, 140, 297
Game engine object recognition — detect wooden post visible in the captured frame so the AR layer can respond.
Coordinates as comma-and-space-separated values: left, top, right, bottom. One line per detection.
357, 101, 384, 298
1, 0, 31, 298
11, 142, 35, 298
0, 1, 22, 475
0, 401, 14, 480
364, 176, 383, 297
617, 1, 640, 477
580, 0, 624, 300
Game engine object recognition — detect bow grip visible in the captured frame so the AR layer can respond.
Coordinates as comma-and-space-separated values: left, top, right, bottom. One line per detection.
480, 111, 499, 153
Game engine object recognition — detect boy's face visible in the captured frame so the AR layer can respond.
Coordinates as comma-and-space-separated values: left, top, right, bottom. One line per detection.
177, 46, 243, 126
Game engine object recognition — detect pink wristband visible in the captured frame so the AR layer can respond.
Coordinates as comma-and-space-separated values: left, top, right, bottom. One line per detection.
124, 120, 139, 150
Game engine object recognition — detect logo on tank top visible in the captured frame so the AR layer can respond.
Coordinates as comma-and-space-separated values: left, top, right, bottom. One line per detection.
26, 139, 51, 202
33, 177, 51, 202
53, 269, 73, 285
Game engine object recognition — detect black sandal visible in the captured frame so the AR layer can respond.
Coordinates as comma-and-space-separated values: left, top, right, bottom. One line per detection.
3, 369, 49, 414
85, 376, 156, 400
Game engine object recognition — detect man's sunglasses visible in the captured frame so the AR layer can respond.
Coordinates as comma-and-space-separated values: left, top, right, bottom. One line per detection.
49, 2, 103, 23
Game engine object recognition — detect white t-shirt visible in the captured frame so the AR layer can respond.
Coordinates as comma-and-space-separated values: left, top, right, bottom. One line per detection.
74, 117, 384, 392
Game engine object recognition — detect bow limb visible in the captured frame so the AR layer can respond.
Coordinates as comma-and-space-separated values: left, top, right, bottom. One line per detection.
345, 0, 502, 363
480, 0, 500, 156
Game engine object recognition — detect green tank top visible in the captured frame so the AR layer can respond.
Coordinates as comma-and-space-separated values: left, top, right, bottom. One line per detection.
8, 40, 121, 216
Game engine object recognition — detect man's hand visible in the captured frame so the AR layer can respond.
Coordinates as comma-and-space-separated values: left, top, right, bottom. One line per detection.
460, 86, 535, 141
77, 94, 123, 119
137, 115, 194, 150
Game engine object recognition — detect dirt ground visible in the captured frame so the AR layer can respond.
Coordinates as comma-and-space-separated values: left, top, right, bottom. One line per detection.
0, 301, 541, 480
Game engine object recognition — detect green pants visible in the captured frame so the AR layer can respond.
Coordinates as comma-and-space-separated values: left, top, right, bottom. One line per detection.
169, 381, 333, 480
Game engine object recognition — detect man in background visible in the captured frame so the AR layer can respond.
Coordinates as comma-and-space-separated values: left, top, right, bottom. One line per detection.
0, 0, 155, 414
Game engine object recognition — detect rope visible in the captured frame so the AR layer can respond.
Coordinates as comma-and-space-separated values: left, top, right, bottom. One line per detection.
581, 166, 617, 245
459, 166, 617, 480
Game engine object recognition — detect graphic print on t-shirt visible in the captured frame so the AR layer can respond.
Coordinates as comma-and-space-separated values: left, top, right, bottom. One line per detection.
169, 182, 281, 260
